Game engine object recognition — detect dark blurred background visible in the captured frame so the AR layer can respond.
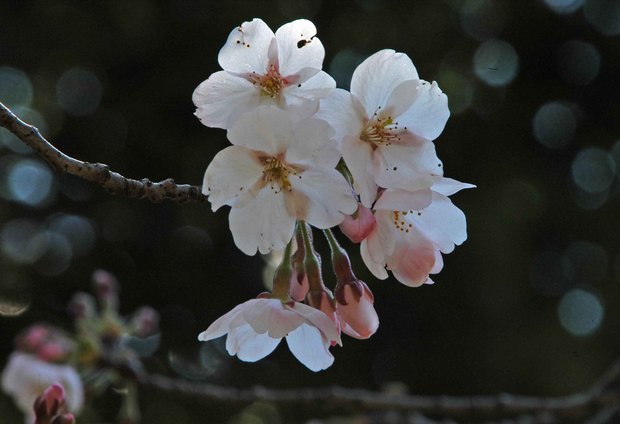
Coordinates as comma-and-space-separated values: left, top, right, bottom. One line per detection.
1, 0, 619, 422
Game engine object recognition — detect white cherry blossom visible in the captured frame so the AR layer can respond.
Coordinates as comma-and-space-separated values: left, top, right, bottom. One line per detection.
198, 297, 340, 372
1, 352, 83, 424
203, 107, 357, 255
193, 18, 335, 129
315, 49, 449, 207
360, 178, 474, 287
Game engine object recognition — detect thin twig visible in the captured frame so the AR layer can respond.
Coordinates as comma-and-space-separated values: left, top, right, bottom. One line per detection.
134, 358, 620, 421
0, 102, 206, 203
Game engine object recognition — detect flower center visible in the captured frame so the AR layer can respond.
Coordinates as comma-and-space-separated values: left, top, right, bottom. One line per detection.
262, 156, 297, 193
251, 64, 284, 98
391, 210, 420, 233
360, 110, 402, 147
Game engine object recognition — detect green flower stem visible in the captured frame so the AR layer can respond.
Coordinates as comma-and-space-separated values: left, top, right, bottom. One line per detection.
271, 236, 295, 301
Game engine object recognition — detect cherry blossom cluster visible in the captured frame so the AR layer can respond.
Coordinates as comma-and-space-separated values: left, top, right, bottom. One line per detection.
193, 18, 473, 371
1, 271, 160, 423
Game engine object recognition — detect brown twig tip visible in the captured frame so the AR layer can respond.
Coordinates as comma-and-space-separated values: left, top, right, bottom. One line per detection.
0, 102, 207, 203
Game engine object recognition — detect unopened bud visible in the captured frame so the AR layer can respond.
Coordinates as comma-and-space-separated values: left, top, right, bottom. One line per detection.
16, 324, 49, 353
34, 383, 65, 420
69, 292, 96, 320
92, 269, 119, 310
131, 306, 160, 338
51, 413, 75, 424
335, 280, 378, 339
339, 204, 376, 243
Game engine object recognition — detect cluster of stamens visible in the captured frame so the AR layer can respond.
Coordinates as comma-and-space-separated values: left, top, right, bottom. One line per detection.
392, 210, 421, 233
262, 156, 298, 193
360, 107, 404, 147
250, 64, 285, 98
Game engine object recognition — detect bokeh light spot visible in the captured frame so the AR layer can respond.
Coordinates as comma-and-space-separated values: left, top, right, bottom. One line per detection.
33, 232, 72, 276
459, 0, 506, 41
0, 67, 33, 109
558, 288, 604, 336
56, 68, 103, 116
543, 0, 585, 14
584, 0, 620, 35
6, 158, 55, 207
532, 102, 576, 149
0, 297, 31, 317
570, 147, 616, 193
556, 40, 601, 86
48, 214, 97, 257
473, 39, 519, 87
0, 219, 46, 264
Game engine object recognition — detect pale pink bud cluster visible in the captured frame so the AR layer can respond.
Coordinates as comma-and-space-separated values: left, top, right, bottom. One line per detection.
33, 384, 76, 424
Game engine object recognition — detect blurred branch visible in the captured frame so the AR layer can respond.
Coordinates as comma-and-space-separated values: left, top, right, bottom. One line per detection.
0, 102, 206, 203
133, 358, 620, 422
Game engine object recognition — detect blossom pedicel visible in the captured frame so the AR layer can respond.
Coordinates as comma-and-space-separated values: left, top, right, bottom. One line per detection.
194, 18, 474, 371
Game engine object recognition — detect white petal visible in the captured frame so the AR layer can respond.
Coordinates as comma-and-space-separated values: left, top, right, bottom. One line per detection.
374, 189, 432, 212
430, 250, 444, 274
350, 49, 419, 116
432, 178, 476, 196
396, 80, 450, 141
341, 136, 377, 208
229, 187, 296, 255
242, 299, 304, 338
286, 323, 334, 372
414, 192, 468, 253
373, 135, 443, 192
284, 70, 335, 103
291, 302, 341, 343
218, 18, 274, 74
289, 168, 357, 228
226, 324, 281, 362
275, 19, 325, 76
197, 303, 245, 341
203, 146, 263, 211
192, 71, 260, 130
314, 89, 365, 145
227, 107, 295, 155
360, 239, 389, 280
285, 118, 339, 168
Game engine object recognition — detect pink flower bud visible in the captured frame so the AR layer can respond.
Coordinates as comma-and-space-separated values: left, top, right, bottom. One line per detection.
37, 341, 70, 363
289, 271, 309, 302
306, 290, 341, 345
339, 204, 376, 243
335, 281, 379, 339
51, 413, 75, 424
92, 269, 119, 309
34, 383, 65, 420
17, 325, 49, 353
131, 306, 160, 338
68, 292, 96, 319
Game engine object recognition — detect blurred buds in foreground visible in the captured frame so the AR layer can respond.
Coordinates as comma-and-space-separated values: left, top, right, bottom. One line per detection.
33, 383, 76, 424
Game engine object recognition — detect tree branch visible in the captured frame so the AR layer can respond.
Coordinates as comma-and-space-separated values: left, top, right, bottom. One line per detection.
0, 102, 206, 203
134, 358, 620, 421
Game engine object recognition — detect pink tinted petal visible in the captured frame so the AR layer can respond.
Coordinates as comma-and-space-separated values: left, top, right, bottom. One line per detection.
339, 204, 376, 244
226, 324, 281, 362
276, 19, 325, 76
387, 235, 437, 287
341, 136, 377, 208
285, 323, 334, 372
197, 303, 245, 341
192, 71, 260, 130
432, 178, 476, 196
218, 19, 274, 74
396, 80, 450, 141
288, 168, 357, 229
203, 146, 263, 211
374, 189, 432, 212
336, 283, 379, 339
351, 49, 419, 116
431, 250, 444, 274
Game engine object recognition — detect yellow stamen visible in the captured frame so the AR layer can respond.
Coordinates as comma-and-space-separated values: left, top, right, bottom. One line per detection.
262, 156, 297, 193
